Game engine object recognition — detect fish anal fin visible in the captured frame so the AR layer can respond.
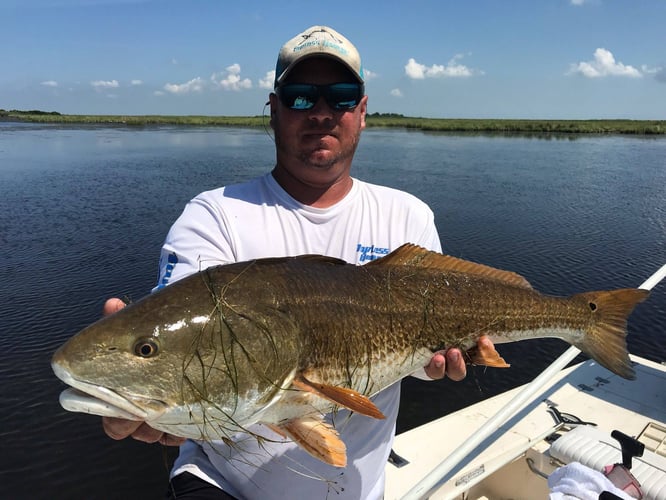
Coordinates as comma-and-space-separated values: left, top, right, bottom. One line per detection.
370, 243, 532, 289
293, 375, 385, 420
279, 417, 347, 467
467, 341, 511, 368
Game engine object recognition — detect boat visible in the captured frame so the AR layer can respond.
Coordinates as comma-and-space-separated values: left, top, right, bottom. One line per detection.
385, 354, 666, 499
385, 265, 666, 500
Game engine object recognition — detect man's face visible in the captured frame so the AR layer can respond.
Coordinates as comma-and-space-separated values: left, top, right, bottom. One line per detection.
270, 57, 367, 189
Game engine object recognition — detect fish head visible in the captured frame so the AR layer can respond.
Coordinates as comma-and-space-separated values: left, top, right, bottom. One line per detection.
52, 268, 303, 437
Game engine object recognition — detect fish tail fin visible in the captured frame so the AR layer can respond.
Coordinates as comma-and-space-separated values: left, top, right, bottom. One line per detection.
574, 288, 649, 380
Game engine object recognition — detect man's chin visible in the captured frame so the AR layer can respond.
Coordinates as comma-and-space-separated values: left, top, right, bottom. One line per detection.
303, 150, 338, 169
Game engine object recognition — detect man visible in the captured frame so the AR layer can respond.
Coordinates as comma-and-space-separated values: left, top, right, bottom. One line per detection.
103, 25, 492, 499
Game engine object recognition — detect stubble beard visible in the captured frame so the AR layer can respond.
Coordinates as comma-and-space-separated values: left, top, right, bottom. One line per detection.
275, 129, 361, 171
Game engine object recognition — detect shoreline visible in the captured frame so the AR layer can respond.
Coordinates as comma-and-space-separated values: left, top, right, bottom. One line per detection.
1, 112, 664, 135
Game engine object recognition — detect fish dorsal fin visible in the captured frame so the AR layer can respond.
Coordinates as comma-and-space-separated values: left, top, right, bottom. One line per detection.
292, 375, 385, 420
278, 416, 347, 467
369, 243, 533, 289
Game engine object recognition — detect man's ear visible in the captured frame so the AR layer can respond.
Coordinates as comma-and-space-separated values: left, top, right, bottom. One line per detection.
267, 93, 278, 129
359, 94, 368, 130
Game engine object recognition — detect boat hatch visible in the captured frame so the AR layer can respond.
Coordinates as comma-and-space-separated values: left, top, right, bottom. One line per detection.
639, 422, 666, 458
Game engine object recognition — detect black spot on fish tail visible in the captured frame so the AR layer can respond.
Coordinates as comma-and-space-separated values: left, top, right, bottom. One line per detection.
574, 288, 649, 380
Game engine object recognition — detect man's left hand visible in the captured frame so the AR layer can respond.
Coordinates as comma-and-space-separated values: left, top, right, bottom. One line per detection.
424, 335, 493, 381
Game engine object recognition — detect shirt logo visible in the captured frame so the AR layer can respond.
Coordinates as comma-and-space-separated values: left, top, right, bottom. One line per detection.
156, 252, 178, 289
356, 244, 389, 263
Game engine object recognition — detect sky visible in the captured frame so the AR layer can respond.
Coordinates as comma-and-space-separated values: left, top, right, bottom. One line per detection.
1, 0, 665, 119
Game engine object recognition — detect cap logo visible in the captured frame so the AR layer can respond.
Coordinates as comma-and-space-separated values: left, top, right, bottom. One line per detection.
294, 28, 349, 57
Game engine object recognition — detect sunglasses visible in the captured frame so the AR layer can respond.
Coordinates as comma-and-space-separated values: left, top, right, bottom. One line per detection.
276, 82, 364, 111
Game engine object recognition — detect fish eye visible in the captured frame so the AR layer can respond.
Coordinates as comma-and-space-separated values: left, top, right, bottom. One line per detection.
134, 338, 159, 358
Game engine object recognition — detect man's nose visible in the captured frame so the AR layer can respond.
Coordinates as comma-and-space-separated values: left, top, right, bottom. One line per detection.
307, 96, 335, 121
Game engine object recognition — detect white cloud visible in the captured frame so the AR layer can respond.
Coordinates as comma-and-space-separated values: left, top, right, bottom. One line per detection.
641, 64, 666, 83
258, 70, 275, 90
570, 0, 586, 5
390, 88, 403, 97
130, 79, 143, 86
91, 79, 119, 89
406, 58, 431, 79
363, 69, 378, 81
568, 48, 642, 78
211, 63, 252, 91
164, 77, 205, 94
41, 80, 58, 87
405, 55, 480, 79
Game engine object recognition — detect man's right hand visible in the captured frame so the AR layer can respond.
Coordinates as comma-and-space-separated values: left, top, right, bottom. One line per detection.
100, 298, 186, 447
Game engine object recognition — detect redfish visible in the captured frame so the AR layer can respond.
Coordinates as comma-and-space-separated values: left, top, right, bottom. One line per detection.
52, 244, 648, 467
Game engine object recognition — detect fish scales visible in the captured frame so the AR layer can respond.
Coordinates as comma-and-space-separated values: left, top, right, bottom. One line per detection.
52, 244, 649, 467
283, 268, 557, 385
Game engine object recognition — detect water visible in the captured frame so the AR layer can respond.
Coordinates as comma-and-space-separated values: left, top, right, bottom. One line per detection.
1, 124, 664, 498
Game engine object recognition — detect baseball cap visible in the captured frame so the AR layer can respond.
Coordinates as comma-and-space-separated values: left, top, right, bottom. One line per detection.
274, 26, 364, 88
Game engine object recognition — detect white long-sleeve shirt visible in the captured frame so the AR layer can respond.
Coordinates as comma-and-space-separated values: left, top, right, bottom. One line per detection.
156, 172, 441, 500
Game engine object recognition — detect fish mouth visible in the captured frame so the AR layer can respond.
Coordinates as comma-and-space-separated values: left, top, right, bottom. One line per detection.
52, 362, 167, 421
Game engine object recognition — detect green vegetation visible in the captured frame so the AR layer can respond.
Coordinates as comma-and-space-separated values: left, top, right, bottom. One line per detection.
365, 113, 665, 135
1, 109, 664, 135
1, 109, 63, 116
0, 109, 265, 127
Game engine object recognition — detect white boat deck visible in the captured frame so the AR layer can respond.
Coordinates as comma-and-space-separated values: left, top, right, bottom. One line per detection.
385, 355, 666, 499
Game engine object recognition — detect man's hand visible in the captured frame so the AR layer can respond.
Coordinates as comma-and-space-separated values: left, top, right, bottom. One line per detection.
102, 297, 128, 316
100, 298, 185, 447
102, 416, 185, 446
423, 336, 493, 381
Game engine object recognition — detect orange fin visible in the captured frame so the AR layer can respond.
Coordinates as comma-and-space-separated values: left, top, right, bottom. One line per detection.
573, 288, 649, 380
279, 417, 347, 467
467, 341, 511, 368
293, 375, 385, 420
369, 243, 532, 289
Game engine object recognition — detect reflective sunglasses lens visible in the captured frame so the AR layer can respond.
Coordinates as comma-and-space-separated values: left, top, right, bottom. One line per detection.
279, 85, 318, 110
326, 83, 362, 110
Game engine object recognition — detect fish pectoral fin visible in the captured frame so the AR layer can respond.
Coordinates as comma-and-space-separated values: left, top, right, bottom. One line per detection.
293, 375, 385, 420
467, 342, 511, 368
279, 417, 347, 467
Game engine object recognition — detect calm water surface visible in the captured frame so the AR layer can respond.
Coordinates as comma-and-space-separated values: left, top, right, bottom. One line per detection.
1, 124, 664, 499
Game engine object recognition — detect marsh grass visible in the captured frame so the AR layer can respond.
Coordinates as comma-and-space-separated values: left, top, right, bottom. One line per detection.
2, 109, 664, 134
367, 116, 665, 135
1, 111, 266, 127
